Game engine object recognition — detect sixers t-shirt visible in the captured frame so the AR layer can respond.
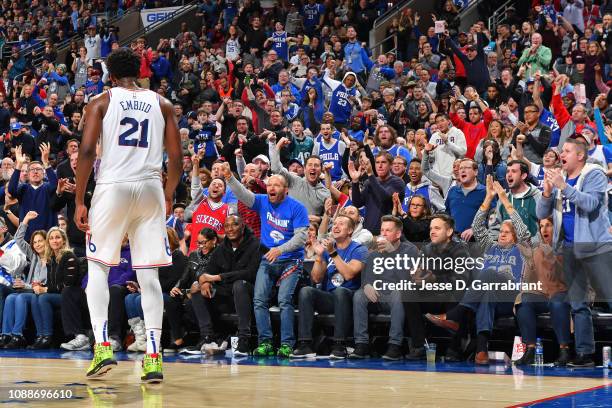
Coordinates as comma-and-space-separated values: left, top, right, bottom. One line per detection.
251, 194, 309, 261
322, 241, 367, 291
539, 109, 561, 147
562, 176, 578, 243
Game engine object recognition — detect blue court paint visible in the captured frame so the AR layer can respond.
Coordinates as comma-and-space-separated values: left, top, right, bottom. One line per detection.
1, 349, 611, 380
509, 384, 612, 407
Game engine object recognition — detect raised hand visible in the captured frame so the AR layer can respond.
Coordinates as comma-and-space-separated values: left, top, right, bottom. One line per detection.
39, 142, 50, 167
485, 174, 496, 201
221, 162, 233, 180
24, 211, 38, 223
347, 160, 361, 182
15, 145, 27, 170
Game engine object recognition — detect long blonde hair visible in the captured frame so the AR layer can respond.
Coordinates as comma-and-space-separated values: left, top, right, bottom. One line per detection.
44, 227, 72, 263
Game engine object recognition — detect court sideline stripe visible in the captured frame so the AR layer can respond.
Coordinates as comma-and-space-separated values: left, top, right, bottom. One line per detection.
506, 383, 611, 407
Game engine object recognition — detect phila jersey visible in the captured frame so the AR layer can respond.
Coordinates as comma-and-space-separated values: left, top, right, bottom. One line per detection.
97, 87, 166, 184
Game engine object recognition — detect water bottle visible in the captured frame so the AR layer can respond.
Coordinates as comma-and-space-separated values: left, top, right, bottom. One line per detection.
535, 338, 544, 366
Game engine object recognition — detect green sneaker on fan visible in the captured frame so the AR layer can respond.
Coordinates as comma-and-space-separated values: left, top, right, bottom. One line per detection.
253, 341, 275, 357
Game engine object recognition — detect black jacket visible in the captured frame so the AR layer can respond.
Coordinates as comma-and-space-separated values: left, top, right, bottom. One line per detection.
47, 250, 80, 293
401, 216, 431, 245
421, 239, 473, 285
206, 227, 261, 296
178, 249, 214, 289
159, 249, 187, 292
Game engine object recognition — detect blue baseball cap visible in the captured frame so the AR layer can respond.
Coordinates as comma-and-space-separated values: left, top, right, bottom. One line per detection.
10, 122, 22, 131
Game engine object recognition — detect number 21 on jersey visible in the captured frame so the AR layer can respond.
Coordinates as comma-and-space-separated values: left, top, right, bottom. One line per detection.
118, 117, 149, 148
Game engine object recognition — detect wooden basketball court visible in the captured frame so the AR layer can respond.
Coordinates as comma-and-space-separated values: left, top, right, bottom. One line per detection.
0, 351, 610, 407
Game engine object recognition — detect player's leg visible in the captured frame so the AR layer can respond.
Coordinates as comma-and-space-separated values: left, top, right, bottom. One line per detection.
128, 179, 172, 383
85, 183, 130, 379
86, 261, 118, 378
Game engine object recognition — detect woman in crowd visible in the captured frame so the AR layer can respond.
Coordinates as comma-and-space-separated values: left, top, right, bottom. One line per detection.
475, 119, 512, 162
477, 139, 508, 190
0, 212, 47, 349
513, 217, 571, 366
426, 176, 533, 364
28, 227, 78, 349
392, 193, 431, 244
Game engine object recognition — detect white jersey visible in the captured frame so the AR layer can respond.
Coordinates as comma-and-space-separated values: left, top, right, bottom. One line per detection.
97, 87, 166, 184
226, 38, 241, 61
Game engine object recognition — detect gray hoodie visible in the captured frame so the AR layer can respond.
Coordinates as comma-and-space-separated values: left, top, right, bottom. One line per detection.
536, 163, 612, 258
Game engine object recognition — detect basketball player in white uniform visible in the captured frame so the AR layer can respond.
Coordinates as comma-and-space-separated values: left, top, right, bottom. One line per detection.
74, 48, 181, 383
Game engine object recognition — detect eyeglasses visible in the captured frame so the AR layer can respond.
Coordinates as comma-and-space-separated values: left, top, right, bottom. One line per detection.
524, 109, 539, 114
197, 239, 209, 246
410, 203, 425, 208
29, 168, 44, 173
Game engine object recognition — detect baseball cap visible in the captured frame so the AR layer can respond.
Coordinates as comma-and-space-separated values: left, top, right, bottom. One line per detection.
458, 32, 468, 37
570, 133, 591, 145
288, 159, 303, 168
574, 55, 586, 64
88, 24, 96, 29
187, 111, 198, 120
253, 154, 270, 164
10, 122, 22, 131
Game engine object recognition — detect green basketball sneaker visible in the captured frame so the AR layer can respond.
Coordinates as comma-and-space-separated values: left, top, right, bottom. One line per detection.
253, 341, 275, 357
141, 353, 163, 383
86, 342, 117, 379
277, 344, 293, 358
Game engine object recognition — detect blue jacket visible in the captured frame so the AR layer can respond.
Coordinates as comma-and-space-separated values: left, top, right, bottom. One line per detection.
8, 168, 58, 241
536, 163, 612, 258
151, 56, 172, 82
445, 183, 486, 233
343, 41, 373, 74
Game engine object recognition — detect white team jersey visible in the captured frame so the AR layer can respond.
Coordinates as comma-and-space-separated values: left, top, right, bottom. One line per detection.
97, 87, 166, 184
226, 38, 241, 61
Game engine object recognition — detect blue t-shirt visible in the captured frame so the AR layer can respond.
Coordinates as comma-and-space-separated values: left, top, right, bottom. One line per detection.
322, 241, 367, 291
562, 176, 579, 243
302, 3, 325, 28
540, 109, 561, 147
252, 194, 310, 261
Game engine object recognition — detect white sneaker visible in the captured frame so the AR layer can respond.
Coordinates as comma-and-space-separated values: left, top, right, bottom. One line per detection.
60, 334, 91, 351
127, 338, 146, 352
203, 339, 228, 355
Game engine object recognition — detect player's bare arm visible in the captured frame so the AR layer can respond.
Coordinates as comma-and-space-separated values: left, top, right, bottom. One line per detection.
160, 96, 182, 216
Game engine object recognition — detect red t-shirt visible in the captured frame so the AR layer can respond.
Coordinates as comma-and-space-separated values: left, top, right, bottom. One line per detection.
188, 199, 229, 253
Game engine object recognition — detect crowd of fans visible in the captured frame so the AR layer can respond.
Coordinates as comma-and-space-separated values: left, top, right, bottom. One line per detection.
0, 0, 610, 368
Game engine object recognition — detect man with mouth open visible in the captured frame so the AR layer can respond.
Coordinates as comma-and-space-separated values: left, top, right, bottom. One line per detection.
537, 138, 612, 368
444, 158, 486, 242
223, 163, 309, 359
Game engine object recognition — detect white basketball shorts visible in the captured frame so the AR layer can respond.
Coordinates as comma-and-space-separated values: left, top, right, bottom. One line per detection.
86, 178, 172, 269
